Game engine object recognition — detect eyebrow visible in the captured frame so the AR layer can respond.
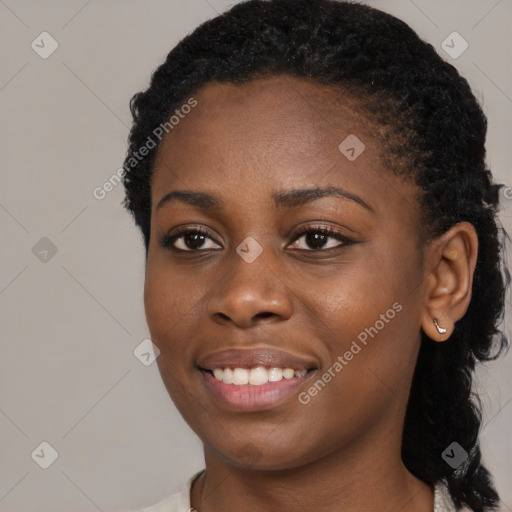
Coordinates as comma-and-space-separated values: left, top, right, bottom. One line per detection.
156, 186, 373, 212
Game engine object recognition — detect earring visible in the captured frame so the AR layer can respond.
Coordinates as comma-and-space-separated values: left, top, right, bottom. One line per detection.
433, 318, 447, 334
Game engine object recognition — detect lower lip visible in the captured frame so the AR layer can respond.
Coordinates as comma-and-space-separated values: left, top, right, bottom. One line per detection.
200, 369, 315, 412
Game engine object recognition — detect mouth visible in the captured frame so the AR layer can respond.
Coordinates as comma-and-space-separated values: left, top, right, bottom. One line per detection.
196, 346, 319, 411
197, 365, 318, 412
198, 366, 316, 385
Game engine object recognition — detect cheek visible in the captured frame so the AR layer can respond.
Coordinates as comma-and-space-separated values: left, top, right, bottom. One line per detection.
144, 264, 208, 423
309, 239, 424, 394
144, 251, 202, 335
143, 256, 205, 383
293, 300, 421, 455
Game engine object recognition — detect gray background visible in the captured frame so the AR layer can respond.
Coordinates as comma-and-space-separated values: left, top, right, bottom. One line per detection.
0, 0, 511, 511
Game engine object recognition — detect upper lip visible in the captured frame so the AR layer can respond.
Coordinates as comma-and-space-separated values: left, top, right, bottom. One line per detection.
197, 347, 318, 371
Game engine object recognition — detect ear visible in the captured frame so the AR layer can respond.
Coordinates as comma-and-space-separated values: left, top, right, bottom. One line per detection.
420, 222, 478, 342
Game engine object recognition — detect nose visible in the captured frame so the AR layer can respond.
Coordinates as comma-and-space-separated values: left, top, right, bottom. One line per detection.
206, 245, 294, 328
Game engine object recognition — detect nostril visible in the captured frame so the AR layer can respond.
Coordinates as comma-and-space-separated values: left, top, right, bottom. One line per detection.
255, 311, 274, 319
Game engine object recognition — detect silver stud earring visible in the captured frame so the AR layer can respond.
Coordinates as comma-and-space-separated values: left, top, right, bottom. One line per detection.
433, 318, 447, 334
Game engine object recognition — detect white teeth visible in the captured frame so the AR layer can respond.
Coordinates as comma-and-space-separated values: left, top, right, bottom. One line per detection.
211, 366, 308, 385
249, 367, 268, 385
268, 367, 282, 382
232, 368, 249, 385
283, 368, 295, 379
222, 368, 233, 384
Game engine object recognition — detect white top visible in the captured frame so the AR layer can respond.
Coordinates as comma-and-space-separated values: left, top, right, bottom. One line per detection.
136, 469, 456, 512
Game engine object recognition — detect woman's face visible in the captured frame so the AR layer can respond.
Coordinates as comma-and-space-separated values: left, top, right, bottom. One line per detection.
144, 75, 429, 470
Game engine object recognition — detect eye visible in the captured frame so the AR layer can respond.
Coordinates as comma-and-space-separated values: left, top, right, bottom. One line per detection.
288, 225, 356, 251
159, 226, 222, 252
159, 224, 357, 253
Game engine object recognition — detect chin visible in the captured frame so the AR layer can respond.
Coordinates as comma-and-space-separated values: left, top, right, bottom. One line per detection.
205, 436, 323, 472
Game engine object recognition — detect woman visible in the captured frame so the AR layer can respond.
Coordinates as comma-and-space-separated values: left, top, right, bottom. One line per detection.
121, 1, 509, 510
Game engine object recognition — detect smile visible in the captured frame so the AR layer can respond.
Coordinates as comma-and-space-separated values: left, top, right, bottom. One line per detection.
198, 366, 316, 412
208, 366, 308, 385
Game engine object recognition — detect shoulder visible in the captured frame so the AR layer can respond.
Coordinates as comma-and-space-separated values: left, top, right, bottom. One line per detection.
434, 479, 457, 512
132, 470, 205, 512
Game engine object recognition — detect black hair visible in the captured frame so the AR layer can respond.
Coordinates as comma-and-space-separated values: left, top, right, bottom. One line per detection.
121, 1, 510, 510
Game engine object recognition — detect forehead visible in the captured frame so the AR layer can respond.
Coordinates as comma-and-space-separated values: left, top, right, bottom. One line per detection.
152, 75, 387, 190
188, 75, 365, 125
150, 75, 423, 244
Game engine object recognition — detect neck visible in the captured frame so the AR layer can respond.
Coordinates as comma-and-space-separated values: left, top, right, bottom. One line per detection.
190, 425, 434, 512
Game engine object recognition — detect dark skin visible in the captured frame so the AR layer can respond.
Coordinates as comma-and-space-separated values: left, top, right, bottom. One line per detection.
144, 75, 478, 512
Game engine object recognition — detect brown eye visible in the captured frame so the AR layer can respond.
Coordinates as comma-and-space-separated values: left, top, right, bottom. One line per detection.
288, 226, 356, 251
159, 227, 222, 251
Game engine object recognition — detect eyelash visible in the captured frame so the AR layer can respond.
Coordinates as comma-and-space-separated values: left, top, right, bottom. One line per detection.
159, 225, 357, 252
292, 225, 356, 250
